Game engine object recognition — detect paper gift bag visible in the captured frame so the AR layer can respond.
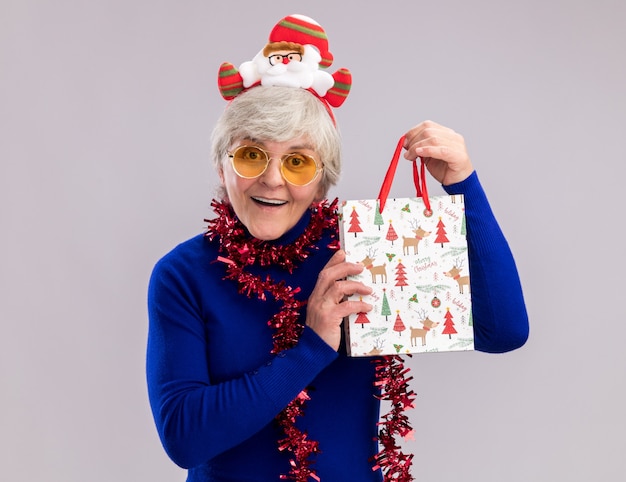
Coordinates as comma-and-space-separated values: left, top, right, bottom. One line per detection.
340, 136, 474, 357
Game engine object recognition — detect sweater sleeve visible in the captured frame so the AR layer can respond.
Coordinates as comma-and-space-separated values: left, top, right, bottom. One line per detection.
146, 254, 338, 469
443, 171, 529, 353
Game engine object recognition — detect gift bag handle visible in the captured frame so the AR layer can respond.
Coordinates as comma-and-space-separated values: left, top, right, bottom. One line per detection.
377, 135, 431, 214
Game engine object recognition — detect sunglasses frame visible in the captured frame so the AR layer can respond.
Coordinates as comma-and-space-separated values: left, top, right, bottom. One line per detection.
228, 145, 323, 187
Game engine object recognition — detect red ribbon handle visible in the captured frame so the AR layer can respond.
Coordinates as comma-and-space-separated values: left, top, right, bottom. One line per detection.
377, 135, 431, 214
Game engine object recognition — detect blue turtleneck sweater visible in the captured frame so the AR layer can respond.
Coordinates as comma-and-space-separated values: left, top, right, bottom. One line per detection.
146, 172, 529, 481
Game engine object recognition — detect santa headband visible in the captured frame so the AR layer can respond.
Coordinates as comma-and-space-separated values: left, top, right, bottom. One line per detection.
217, 14, 352, 118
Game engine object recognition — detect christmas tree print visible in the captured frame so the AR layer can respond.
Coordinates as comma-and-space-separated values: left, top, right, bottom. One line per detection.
381, 288, 391, 321
374, 202, 384, 231
394, 260, 409, 291
348, 206, 363, 237
393, 311, 406, 336
435, 217, 449, 247
386, 220, 398, 245
441, 307, 458, 339
461, 209, 467, 236
355, 311, 370, 328
354, 296, 370, 328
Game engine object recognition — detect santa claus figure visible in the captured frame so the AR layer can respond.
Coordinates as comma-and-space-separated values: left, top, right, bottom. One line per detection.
239, 41, 334, 97
218, 14, 352, 108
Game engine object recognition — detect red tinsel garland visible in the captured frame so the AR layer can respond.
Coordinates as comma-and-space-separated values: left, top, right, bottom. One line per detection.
205, 199, 415, 481
372, 356, 416, 480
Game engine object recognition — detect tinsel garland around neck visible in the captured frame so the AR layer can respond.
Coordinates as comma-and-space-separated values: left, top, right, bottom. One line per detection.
205, 198, 340, 355
205, 198, 340, 274
204, 198, 416, 481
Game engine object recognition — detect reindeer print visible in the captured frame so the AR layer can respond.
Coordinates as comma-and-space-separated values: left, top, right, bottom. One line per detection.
361, 248, 387, 283
410, 309, 440, 347
444, 258, 470, 294
402, 219, 431, 255
367, 338, 385, 356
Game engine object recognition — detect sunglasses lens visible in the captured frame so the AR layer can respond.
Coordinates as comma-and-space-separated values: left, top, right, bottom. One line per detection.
231, 146, 268, 178
281, 154, 319, 185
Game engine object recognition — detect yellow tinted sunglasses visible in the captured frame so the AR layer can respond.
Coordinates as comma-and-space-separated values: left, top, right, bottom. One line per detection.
228, 145, 323, 187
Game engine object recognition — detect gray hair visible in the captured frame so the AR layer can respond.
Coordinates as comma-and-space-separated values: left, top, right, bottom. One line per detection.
211, 86, 342, 198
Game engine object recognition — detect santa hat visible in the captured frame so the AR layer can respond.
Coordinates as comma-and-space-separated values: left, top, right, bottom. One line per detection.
267, 14, 334, 68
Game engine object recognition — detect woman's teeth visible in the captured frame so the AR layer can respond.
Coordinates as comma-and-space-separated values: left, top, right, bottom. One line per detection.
252, 197, 287, 206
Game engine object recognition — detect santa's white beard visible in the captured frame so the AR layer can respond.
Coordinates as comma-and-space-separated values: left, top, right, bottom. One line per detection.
258, 60, 315, 89
239, 46, 334, 96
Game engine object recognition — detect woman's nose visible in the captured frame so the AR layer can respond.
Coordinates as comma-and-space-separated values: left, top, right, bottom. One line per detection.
259, 158, 284, 187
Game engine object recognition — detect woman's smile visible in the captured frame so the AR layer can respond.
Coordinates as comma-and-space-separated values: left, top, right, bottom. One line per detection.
250, 196, 289, 207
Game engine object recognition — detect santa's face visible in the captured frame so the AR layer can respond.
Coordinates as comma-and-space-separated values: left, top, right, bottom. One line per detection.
254, 46, 321, 88
258, 48, 312, 75
267, 50, 303, 67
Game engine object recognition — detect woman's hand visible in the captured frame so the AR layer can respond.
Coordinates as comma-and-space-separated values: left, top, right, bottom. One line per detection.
403, 120, 474, 186
306, 250, 373, 351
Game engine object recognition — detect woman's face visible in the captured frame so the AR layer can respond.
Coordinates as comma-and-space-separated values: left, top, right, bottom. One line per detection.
219, 136, 324, 241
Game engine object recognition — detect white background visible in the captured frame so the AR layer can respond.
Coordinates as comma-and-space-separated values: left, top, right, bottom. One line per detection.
1, 1, 624, 480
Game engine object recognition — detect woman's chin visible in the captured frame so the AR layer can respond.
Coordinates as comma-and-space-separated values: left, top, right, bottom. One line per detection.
247, 223, 286, 241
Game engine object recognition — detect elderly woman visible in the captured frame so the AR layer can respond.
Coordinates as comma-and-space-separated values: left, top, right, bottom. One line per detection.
147, 15, 528, 482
